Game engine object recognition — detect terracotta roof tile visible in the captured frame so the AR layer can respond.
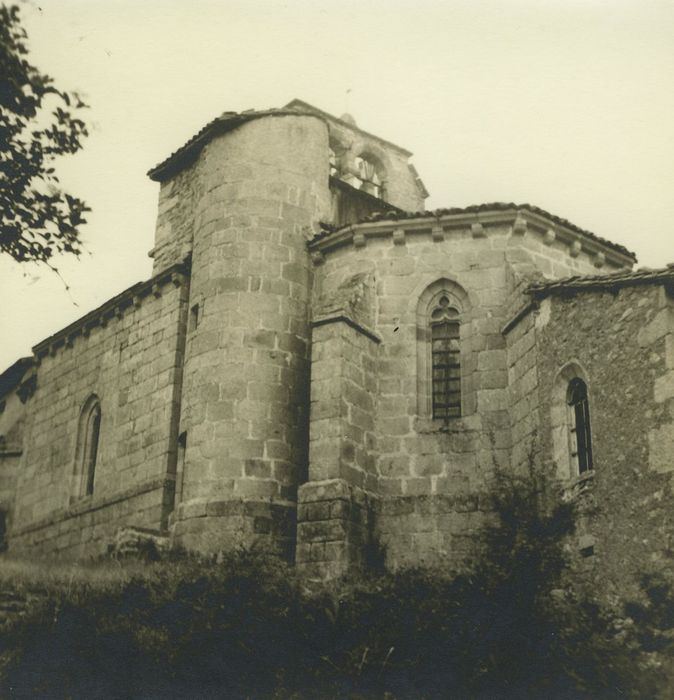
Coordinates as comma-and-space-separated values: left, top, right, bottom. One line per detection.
147, 107, 322, 182
148, 105, 634, 262
527, 264, 674, 297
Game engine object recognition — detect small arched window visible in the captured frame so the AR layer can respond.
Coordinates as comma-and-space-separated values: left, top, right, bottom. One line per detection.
567, 378, 593, 474
74, 396, 101, 499
431, 296, 461, 420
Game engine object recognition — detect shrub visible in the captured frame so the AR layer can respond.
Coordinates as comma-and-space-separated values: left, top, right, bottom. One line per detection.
0, 463, 669, 698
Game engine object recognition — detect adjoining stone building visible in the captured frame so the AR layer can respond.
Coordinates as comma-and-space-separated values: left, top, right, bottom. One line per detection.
1, 100, 672, 594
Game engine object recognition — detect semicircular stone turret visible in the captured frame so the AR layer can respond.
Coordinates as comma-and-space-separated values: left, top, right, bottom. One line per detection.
172, 113, 331, 554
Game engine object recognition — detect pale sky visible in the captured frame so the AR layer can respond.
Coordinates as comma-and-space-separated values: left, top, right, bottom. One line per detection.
2, 0, 673, 370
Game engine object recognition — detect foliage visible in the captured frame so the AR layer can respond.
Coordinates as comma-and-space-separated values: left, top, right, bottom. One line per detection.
0, 3, 89, 265
623, 572, 674, 654
0, 465, 671, 698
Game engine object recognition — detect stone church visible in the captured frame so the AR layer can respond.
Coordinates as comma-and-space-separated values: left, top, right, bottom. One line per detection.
1, 100, 673, 593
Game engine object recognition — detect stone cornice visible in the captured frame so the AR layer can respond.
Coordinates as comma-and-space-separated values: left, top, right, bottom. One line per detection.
501, 301, 538, 336
32, 259, 190, 361
309, 207, 636, 270
312, 312, 381, 344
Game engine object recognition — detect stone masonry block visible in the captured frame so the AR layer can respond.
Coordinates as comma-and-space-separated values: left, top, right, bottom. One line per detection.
649, 422, 674, 473
640, 307, 672, 347
330, 500, 351, 519
306, 501, 332, 521
477, 350, 505, 372
298, 519, 348, 542
298, 479, 351, 503
654, 372, 674, 404
405, 477, 432, 496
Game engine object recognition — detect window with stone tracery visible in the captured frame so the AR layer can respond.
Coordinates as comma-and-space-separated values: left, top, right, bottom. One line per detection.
416, 280, 470, 421
431, 296, 461, 419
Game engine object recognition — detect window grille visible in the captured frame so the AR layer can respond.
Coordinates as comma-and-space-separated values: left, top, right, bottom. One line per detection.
431, 296, 461, 419
567, 377, 593, 474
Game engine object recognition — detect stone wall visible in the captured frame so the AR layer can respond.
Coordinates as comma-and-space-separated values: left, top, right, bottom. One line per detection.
286, 99, 426, 212
171, 114, 333, 555
4, 98, 648, 577
9, 265, 189, 557
0, 363, 33, 541
531, 283, 674, 601
375, 493, 489, 572
296, 294, 380, 578
150, 163, 202, 274
504, 305, 540, 472
308, 211, 619, 575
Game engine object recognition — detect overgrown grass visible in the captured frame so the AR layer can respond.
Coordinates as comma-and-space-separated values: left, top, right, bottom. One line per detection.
0, 554, 154, 592
0, 463, 671, 698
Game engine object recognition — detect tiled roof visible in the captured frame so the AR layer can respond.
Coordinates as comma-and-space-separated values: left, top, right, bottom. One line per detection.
148, 105, 633, 262
148, 99, 425, 191
147, 106, 324, 182
315, 202, 634, 260
527, 264, 674, 297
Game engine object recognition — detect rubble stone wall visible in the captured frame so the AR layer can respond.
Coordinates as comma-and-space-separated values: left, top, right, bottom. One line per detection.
532, 284, 674, 600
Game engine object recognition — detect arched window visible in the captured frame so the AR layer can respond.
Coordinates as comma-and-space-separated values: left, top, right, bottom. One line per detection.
74, 395, 101, 499
567, 378, 593, 474
550, 364, 594, 480
415, 279, 471, 421
431, 296, 461, 419
354, 155, 383, 198
355, 156, 382, 197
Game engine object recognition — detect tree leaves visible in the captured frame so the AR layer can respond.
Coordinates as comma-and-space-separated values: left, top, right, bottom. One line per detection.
0, 3, 90, 266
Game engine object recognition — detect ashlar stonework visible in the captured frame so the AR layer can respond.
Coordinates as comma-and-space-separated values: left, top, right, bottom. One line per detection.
0, 100, 672, 598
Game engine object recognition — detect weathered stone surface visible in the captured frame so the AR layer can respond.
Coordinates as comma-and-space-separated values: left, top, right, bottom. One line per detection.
8, 271, 188, 558
108, 526, 169, 559
5, 100, 670, 605
524, 283, 674, 602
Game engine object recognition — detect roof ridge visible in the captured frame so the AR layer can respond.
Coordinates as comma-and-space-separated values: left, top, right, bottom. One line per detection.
527, 265, 674, 296
147, 106, 324, 182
